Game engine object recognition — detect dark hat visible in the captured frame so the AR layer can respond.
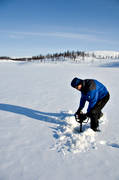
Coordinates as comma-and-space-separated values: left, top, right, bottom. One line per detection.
71, 77, 82, 88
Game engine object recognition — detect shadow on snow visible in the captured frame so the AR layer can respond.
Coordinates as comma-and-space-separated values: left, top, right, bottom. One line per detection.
108, 143, 119, 149
100, 61, 119, 68
0, 103, 71, 126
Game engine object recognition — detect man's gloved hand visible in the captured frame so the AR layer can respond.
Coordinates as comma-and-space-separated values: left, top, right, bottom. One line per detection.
79, 113, 87, 121
75, 108, 82, 116
75, 111, 87, 123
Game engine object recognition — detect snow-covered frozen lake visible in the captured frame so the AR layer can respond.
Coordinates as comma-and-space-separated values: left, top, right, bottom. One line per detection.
0, 60, 119, 180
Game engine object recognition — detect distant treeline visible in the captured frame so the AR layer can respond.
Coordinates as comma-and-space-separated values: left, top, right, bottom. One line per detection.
0, 50, 119, 61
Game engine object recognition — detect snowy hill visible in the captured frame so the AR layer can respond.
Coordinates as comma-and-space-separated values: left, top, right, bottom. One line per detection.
0, 50, 119, 63
74, 50, 119, 64
0, 60, 119, 180
89, 50, 119, 57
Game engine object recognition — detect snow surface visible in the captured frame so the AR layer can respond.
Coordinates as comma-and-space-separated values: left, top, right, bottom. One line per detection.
0, 60, 119, 180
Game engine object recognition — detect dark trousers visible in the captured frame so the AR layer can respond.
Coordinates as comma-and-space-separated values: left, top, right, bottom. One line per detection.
88, 93, 110, 130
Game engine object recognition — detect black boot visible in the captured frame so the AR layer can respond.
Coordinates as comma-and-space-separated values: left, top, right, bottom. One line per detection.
92, 127, 101, 132
99, 112, 103, 119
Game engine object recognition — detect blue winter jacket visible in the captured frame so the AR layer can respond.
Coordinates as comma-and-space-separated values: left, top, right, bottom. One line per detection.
79, 79, 109, 113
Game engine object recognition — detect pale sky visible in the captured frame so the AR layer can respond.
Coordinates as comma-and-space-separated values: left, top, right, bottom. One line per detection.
0, 0, 119, 56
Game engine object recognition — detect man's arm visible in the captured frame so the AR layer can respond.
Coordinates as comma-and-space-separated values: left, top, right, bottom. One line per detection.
76, 94, 86, 114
